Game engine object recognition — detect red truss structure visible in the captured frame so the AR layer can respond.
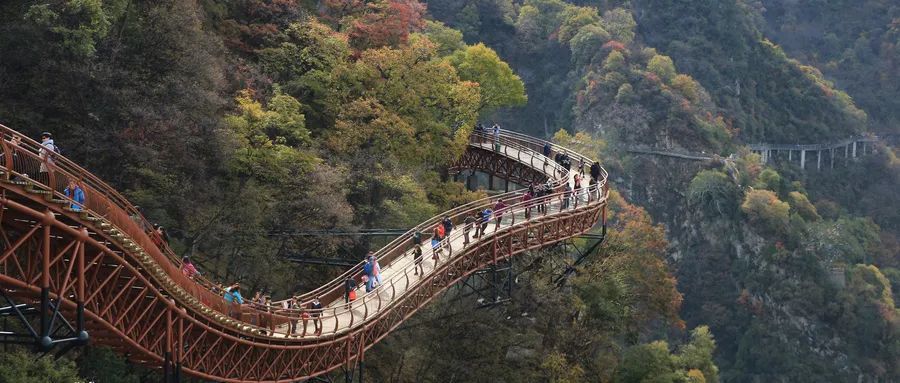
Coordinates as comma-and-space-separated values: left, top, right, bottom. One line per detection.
0, 124, 608, 382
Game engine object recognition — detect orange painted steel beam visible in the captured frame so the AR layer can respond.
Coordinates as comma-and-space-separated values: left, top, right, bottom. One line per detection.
0, 124, 609, 382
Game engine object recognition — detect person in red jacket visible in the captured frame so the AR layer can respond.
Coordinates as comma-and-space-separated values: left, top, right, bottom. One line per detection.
493, 199, 507, 232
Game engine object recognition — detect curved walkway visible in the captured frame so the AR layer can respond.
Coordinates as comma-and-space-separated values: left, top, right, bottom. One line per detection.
0, 125, 608, 381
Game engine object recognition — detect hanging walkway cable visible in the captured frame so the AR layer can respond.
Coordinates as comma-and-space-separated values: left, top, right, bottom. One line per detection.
0, 125, 608, 382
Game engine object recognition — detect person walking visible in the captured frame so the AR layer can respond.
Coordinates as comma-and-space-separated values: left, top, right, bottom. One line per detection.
309, 296, 323, 335
284, 297, 299, 336
412, 229, 423, 247
38, 132, 57, 184
493, 199, 507, 232
431, 227, 442, 266
479, 208, 492, 237
363, 257, 374, 292
492, 123, 501, 151
223, 283, 244, 320
573, 174, 582, 208
63, 180, 85, 211
523, 186, 534, 219
413, 244, 424, 276
563, 183, 572, 210
372, 252, 382, 287
463, 212, 476, 246
344, 276, 357, 309
590, 161, 601, 182
441, 216, 453, 252
181, 256, 200, 279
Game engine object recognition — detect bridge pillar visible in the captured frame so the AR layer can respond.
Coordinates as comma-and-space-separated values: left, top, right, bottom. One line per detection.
800, 150, 806, 170
845, 144, 849, 161
488, 174, 494, 190
788, 150, 792, 162
852, 141, 857, 158
817, 150, 822, 171
830, 148, 835, 169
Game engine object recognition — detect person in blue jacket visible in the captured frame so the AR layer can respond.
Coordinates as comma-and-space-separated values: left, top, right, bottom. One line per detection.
363, 257, 374, 292
224, 283, 244, 319
64, 180, 85, 211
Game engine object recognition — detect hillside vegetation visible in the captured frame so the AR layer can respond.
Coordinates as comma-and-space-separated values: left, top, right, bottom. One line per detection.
0, 0, 896, 382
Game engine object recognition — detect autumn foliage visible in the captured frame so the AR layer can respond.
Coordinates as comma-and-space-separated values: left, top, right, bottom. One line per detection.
323, 0, 425, 50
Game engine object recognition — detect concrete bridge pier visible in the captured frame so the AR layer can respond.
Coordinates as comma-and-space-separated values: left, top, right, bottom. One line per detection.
817, 150, 822, 171
788, 150, 792, 161
830, 148, 835, 169
800, 149, 806, 170
852, 141, 857, 158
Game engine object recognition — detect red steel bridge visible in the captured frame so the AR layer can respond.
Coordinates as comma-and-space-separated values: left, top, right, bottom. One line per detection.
0, 124, 608, 382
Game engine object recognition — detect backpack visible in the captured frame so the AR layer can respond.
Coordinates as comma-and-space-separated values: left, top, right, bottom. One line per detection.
53, 144, 61, 155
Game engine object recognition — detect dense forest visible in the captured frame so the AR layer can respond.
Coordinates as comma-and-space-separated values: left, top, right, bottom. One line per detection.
0, 0, 897, 382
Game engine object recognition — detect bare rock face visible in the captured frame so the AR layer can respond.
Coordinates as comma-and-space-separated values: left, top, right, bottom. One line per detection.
504, 345, 537, 363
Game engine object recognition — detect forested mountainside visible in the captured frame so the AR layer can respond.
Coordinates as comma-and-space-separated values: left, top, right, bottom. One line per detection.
427, 1, 897, 381
0, 1, 896, 382
760, 0, 900, 135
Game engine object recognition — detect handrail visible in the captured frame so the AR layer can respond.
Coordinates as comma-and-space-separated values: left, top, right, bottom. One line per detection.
250, 182, 609, 339
0, 123, 608, 339
747, 134, 880, 152
0, 124, 230, 318
281, 132, 569, 304
282, 131, 587, 308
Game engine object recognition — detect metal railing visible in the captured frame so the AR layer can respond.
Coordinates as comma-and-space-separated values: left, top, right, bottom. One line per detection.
0, 124, 608, 338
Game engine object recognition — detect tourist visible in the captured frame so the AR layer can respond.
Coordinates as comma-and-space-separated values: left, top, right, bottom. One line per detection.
150, 224, 163, 247
479, 208, 492, 237
223, 283, 244, 320
523, 186, 534, 219
590, 161, 601, 182
573, 175, 582, 208
494, 199, 507, 231
372, 252, 382, 287
259, 295, 272, 334
563, 183, 572, 210
363, 256, 374, 292
361, 274, 371, 293
413, 244, 424, 276
579, 158, 586, 177
284, 297, 298, 336
181, 256, 200, 279
38, 132, 57, 184
156, 225, 169, 245
63, 180, 85, 211
441, 216, 453, 252
344, 276, 357, 309
412, 229, 423, 247
299, 299, 310, 336
543, 143, 551, 157
431, 226, 442, 265
492, 123, 501, 151
463, 212, 476, 246
309, 296, 323, 335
